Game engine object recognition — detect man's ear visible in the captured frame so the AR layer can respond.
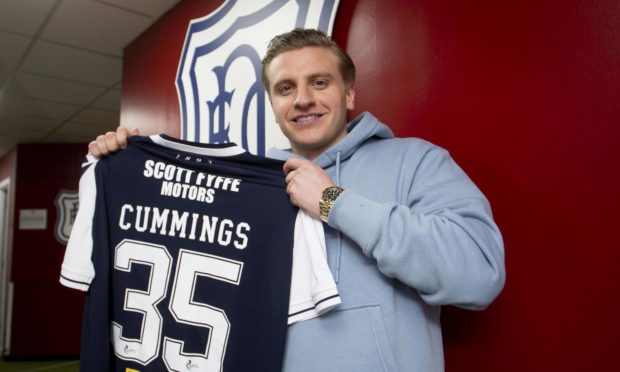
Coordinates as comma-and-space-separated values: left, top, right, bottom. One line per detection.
346, 85, 355, 110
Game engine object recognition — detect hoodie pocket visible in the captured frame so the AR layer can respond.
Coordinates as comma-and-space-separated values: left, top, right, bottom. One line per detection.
283, 305, 399, 372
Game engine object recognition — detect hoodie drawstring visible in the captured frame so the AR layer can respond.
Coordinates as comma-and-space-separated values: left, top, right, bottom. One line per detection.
334, 150, 343, 283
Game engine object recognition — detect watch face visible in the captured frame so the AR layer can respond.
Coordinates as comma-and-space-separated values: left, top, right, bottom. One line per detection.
325, 187, 343, 200
320, 187, 343, 222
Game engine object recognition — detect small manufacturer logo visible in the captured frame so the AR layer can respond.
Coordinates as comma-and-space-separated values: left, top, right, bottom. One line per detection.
54, 189, 79, 245
186, 360, 199, 370
124, 345, 136, 354
176, 0, 341, 155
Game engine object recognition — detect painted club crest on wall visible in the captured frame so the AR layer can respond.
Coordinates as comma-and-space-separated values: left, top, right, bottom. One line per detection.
176, 0, 340, 155
54, 189, 79, 245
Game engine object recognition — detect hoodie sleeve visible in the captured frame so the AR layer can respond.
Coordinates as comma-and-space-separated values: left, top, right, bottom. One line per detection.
327, 145, 505, 310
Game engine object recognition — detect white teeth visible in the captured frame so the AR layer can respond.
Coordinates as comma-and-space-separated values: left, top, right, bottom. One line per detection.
294, 114, 319, 124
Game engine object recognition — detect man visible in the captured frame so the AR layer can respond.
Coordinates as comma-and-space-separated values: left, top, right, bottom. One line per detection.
90, 28, 505, 372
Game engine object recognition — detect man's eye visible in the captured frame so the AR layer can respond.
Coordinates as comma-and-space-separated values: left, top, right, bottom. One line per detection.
278, 84, 293, 94
314, 79, 328, 88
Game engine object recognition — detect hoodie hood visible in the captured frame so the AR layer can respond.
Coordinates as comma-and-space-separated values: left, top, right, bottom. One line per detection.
267, 111, 394, 168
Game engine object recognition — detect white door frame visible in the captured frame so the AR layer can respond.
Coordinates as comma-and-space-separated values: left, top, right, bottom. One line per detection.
0, 178, 12, 356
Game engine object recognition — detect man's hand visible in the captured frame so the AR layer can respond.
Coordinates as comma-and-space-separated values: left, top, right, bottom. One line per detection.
283, 157, 336, 219
88, 126, 139, 158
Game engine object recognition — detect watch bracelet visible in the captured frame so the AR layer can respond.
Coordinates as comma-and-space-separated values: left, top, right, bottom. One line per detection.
319, 186, 344, 222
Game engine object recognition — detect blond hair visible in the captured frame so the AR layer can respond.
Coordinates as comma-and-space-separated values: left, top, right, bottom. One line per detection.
261, 28, 356, 92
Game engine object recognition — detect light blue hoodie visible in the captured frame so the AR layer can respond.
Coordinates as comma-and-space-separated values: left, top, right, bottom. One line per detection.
268, 112, 505, 372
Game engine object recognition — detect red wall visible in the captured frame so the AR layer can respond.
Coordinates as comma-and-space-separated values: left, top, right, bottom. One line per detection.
121, 0, 620, 370
9, 144, 86, 356
120, 0, 222, 136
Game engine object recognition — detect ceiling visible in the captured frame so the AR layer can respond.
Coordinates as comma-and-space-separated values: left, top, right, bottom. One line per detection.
0, 0, 181, 157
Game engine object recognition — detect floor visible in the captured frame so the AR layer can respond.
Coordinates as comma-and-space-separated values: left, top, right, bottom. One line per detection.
0, 359, 79, 372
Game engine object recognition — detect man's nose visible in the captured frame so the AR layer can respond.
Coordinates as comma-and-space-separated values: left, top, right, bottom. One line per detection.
294, 86, 315, 108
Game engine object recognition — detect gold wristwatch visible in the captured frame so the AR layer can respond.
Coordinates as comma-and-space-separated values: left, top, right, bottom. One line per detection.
319, 186, 344, 222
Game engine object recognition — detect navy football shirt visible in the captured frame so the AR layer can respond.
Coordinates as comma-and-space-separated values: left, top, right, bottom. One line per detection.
61, 135, 300, 372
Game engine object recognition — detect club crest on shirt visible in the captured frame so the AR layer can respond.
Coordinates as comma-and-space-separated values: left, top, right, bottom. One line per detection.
176, 0, 341, 155
54, 189, 79, 245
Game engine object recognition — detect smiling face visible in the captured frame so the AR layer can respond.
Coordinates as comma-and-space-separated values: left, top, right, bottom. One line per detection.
266, 46, 355, 160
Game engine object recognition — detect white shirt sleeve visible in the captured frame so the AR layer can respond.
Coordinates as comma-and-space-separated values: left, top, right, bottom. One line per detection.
59, 158, 98, 291
287, 210, 341, 325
